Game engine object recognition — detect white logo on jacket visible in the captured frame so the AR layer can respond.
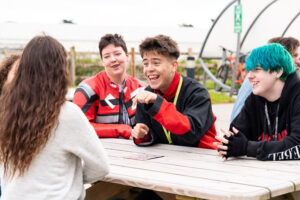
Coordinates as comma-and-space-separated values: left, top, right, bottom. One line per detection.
105, 94, 116, 109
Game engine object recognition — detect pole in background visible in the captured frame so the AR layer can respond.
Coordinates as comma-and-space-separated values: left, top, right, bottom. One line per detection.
130, 47, 136, 77
186, 48, 195, 79
230, 1, 242, 96
70, 46, 76, 86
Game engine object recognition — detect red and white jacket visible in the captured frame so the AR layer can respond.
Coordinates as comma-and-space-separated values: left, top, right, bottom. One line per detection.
73, 71, 145, 138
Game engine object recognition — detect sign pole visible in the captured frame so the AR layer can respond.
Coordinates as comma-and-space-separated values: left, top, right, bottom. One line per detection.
230, 0, 242, 97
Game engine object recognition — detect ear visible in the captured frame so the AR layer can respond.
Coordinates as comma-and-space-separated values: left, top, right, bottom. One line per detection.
276, 69, 283, 79
125, 52, 130, 61
172, 60, 178, 70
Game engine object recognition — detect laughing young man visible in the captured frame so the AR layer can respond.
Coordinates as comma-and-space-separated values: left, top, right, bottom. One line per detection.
131, 35, 217, 149
73, 34, 145, 139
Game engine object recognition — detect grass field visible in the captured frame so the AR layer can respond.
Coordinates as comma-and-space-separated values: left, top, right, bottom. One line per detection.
208, 90, 235, 104
203, 80, 236, 104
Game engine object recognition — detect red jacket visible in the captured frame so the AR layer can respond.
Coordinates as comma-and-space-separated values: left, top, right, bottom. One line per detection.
73, 71, 145, 138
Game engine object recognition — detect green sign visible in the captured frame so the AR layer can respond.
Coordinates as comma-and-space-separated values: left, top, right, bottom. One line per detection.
234, 5, 242, 33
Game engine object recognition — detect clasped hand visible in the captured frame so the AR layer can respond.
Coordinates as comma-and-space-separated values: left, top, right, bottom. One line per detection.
131, 123, 149, 139
213, 127, 248, 161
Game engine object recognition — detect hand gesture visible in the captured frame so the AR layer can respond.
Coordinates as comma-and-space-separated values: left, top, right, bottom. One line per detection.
132, 90, 157, 108
131, 123, 149, 139
213, 127, 248, 161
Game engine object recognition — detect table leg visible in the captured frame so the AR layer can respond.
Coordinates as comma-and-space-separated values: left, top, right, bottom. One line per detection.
286, 191, 300, 200
176, 195, 205, 200
85, 181, 132, 200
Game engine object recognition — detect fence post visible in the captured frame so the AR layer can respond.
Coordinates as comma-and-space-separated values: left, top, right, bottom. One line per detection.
130, 47, 135, 77
70, 46, 76, 86
186, 48, 195, 79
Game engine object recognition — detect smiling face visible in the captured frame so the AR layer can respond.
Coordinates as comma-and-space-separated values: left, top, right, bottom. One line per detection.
248, 67, 283, 100
142, 52, 177, 93
101, 44, 129, 84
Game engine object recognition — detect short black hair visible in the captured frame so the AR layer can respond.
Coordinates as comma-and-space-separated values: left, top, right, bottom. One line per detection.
98, 33, 128, 58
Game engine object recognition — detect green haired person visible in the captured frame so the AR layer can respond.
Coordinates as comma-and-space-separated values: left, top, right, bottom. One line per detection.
214, 43, 300, 161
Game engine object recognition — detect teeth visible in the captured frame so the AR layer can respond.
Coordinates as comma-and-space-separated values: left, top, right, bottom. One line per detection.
148, 75, 159, 79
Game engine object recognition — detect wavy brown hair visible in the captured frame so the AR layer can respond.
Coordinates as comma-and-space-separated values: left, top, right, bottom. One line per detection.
0, 35, 69, 178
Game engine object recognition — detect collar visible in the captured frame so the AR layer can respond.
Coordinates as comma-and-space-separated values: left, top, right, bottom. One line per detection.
102, 71, 127, 89
155, 71, 180, 101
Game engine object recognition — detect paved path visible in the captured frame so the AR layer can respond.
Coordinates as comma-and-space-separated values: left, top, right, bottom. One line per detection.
212, 103, 234, 136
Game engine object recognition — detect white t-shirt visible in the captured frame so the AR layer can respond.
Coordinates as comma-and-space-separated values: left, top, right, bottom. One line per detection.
1, 101, 110, 200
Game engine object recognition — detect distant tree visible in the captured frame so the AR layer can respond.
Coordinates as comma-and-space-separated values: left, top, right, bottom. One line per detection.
62, 19, 75, 24
179, 23, 194, 28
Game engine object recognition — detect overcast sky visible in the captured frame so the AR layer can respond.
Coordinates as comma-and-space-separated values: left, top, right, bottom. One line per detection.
0, 0, 231, 28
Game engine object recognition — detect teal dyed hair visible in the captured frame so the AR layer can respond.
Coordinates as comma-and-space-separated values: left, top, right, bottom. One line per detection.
245, 43, 295, 81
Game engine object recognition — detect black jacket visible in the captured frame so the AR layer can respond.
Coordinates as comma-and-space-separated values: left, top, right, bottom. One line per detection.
231, 72, 300, 160
134, 73, 217, 149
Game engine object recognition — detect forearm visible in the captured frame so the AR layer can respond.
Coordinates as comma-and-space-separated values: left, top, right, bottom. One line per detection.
91, 122, 132, 139
248, 140, 300, 160
148, 96, 190, 134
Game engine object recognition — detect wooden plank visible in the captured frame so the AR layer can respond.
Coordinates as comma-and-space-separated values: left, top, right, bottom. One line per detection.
106, 150, 294, 198
106, 148, 300, 184
104, 166, 270, 200
101, 140, 300, 171
100, 139, 300, 198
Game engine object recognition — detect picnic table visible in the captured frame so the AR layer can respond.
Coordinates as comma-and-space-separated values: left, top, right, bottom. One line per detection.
86, 138, 300, 200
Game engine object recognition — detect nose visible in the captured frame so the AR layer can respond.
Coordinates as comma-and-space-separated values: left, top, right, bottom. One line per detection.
110, 55, 117, 62
144, 63, 154, 74
294, 57, 300, 66
247, 71, 254, 79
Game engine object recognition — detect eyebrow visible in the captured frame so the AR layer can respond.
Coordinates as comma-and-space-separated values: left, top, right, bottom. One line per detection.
103, 50, 122, 57
142, 58, 161, 62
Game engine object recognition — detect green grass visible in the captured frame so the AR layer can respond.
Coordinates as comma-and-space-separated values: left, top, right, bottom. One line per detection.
203, 80, 232, 90
202, 80, 236, 104
208, 90, 235, 104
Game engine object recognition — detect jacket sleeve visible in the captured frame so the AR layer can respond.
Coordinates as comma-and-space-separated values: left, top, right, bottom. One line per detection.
91, 122, 132, 139
134, 102, 158, 146
63, 103, 110, 184
145, 86, 214, 146
73, 84, 132, 139
247, 94, 300, 160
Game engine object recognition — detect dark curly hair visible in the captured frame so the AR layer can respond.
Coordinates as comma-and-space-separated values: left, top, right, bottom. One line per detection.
0, 35, 69, 178
0, 53, 21, 94
139, 35, 180, 60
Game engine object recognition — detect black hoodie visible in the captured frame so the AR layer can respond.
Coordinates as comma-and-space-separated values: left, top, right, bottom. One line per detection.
231, 72, 300, 160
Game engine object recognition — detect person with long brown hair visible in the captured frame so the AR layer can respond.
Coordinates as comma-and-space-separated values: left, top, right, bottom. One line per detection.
0, 35, 109, 200
0, 53, 20, 198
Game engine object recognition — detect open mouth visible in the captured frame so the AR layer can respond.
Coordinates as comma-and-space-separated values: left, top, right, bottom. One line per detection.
251, 81, 258, 88
111, 64, 120, 69
148, 75, 160, 81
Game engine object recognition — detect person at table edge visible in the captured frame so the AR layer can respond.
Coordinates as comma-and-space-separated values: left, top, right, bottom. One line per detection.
73, 34, 146, 139
215, 43, 300, 161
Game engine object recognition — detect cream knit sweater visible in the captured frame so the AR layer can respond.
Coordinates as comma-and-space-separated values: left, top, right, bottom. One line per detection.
1, 102, 110, 200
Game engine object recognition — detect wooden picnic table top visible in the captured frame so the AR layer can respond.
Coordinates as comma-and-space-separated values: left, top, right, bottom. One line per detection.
99, 138, 300, 200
